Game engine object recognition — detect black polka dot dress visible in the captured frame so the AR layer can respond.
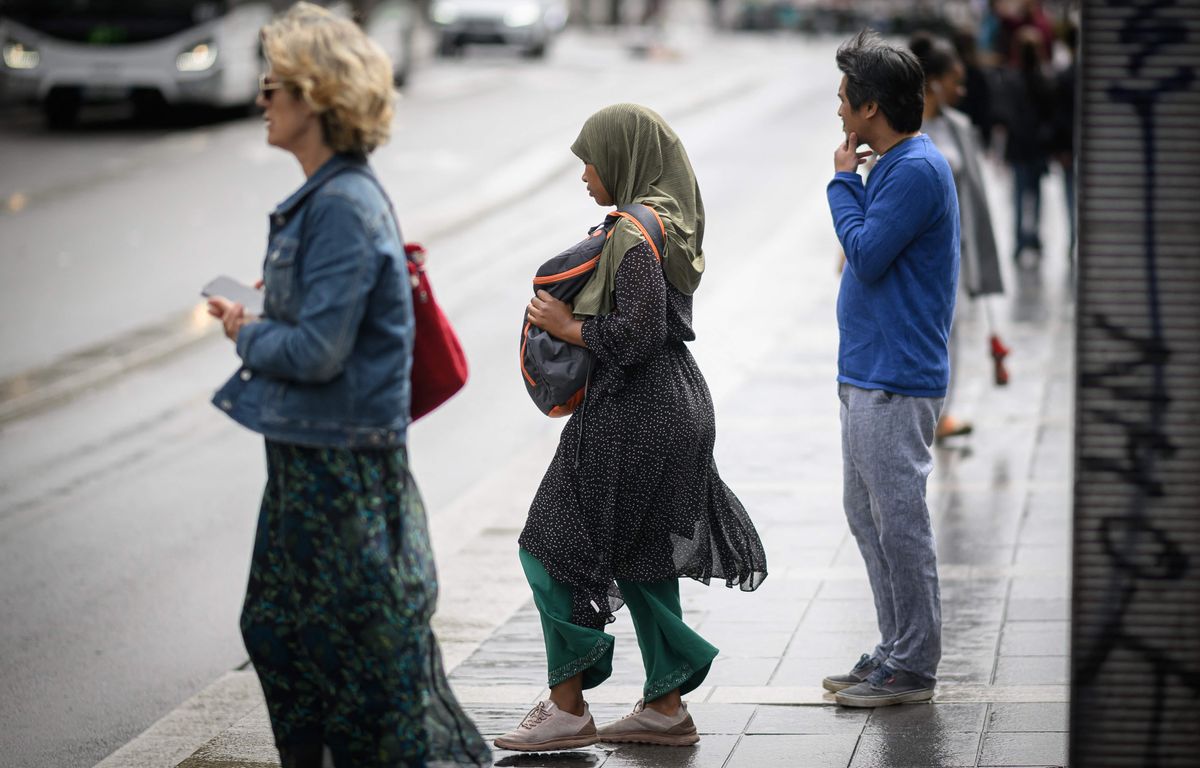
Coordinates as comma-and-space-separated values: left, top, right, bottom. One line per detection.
518, 240, 768, 630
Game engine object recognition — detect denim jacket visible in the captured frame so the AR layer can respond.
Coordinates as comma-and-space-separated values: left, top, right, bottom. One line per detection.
212, 154, 413, 449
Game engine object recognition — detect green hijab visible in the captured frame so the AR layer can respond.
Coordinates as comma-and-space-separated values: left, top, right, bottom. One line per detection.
569, 103, 706, 317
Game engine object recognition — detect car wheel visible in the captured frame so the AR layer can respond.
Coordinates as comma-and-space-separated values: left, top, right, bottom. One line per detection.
132, 89, 169, 124
44, 89, 81, 129
437, 36, 461, 57
523, 42, 547, 58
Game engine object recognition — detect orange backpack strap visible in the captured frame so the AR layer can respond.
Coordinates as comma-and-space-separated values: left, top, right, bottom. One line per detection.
608, 203, 667, 262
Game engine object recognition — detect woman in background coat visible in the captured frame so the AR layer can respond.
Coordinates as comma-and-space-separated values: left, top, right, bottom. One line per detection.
911, 33, 1005, 441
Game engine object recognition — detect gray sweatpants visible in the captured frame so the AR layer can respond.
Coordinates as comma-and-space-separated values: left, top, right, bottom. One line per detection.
838, 383, 943, 682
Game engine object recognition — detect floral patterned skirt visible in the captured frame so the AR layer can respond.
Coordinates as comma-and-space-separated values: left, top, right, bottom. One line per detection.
240, 441, 490, 768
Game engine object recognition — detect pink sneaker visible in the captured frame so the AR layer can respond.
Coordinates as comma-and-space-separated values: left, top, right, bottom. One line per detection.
494, 700, 599, 752
596, 699, 699, 746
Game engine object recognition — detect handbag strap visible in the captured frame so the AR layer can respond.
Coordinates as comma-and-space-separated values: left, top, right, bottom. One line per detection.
333, 166, 414, 266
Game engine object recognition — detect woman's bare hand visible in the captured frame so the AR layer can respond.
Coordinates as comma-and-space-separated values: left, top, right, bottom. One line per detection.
527, 289, 585, 347
207, 296, 255, 342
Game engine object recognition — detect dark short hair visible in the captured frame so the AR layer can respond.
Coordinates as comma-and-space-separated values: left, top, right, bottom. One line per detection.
909, 31, 961, 81
836, 29, 925, 134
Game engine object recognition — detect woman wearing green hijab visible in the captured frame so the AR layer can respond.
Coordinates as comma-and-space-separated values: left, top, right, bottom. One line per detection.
495, 104, 767, 753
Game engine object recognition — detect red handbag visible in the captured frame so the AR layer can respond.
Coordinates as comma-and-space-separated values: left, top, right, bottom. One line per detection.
405, 243, 468, 420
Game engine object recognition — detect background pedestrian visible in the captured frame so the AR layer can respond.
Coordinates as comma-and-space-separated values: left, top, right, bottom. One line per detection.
910, 32, 1006, 443
996, 27, 1055, 265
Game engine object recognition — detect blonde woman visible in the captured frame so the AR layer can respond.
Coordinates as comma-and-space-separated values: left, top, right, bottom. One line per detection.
206, 4, 487, 766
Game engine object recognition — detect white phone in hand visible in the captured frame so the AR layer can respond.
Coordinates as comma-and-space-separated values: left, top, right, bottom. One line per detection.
202, 275, 264, 316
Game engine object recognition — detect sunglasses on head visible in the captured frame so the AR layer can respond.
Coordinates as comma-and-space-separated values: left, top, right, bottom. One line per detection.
259, 73, 287, 100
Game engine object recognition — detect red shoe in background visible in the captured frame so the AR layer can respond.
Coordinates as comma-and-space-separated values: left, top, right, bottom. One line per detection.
990, 334, 1010, 386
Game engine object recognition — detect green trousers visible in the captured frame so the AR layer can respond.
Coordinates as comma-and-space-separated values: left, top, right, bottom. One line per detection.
519, 548, 718, 702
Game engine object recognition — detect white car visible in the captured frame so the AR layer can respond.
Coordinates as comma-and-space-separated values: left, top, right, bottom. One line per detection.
430, 0, 567, 58
0, 0, 416, 127
0, 0, 274, 126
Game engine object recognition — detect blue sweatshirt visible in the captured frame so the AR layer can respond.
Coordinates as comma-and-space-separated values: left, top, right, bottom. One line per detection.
827, 134, 960, 398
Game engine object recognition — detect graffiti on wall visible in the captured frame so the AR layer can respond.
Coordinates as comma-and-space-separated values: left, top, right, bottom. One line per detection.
1074, 1, 1199, 766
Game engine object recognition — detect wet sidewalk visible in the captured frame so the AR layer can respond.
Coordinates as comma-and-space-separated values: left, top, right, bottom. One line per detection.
168, 245, 1074, 768
449, 253, 1075, 764
113, 165, 1075, 768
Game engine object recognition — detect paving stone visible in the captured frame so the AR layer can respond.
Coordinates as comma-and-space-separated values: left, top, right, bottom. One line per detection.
599, 735, 739, 767
800, 599, 879, 630
764, 523, 849, 550
986, 703, 1069, 733
698, 627, 793, 659
746, 704, 868, 734
1025, 488, 1071, 520
849, 731, 982, 768
936, 542, 1016, 567
719, 432, 830, 483
175, 706, 279, 767
940, 579, 1010, 602
993, 656, 1070, 686
935, 655, 995, 685
998, 622, 1069, 657
978, 731, 1068, 766
1017, 520, 1071, 546
864, 703, 986, 733
1010, 575, 1070, 601
771, 656, 867, 688
942, 625, 1002, 658
725, 734, 859, 768
686, 588, 806, 625
683, 703, 757, 734
945, 623, 1002, 650
1014, 544, 1069, 568
696, 607, 805, 634
935, 505, 1023, 550
463, 706, 539, 738
777, 631, 880, 659
758, 578, 826, 603
814, 580, 875, 601
451, 666, 548, 686
1006, 598, 1070, 622
703, 656, 778, 686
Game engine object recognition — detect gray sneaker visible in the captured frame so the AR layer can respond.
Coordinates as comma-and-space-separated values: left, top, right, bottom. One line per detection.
596, 699, 699, 746
834, 664, 935, 707
821, 653, 881, 693
494, 700, 599, 752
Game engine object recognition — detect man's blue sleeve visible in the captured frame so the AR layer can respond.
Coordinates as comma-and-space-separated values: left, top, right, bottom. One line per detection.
827, 162, 937, 283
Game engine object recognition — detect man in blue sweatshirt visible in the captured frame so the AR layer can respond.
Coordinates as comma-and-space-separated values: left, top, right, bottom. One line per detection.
822, 29, 960, 707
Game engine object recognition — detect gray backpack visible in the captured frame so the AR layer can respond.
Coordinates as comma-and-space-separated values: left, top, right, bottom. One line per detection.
520, 204, 666, 416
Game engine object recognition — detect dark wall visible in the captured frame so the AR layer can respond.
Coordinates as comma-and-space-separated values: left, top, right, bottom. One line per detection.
1072, 0, 1200, 766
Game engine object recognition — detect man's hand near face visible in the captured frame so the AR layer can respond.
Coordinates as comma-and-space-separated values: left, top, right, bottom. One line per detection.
835, 131, 874, 173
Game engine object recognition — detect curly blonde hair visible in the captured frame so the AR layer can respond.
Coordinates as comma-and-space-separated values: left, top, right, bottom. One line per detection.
261, 2, 395, 154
